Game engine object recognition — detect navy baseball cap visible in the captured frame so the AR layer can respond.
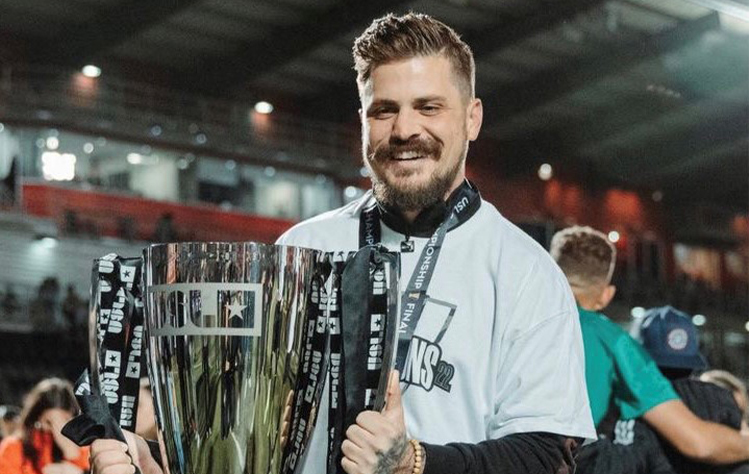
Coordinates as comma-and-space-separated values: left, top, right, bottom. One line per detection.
637, 306, 707, 370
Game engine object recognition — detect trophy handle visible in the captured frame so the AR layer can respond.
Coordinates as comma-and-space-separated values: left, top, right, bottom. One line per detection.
88, 281, 102, 395
372, 250, 400, 412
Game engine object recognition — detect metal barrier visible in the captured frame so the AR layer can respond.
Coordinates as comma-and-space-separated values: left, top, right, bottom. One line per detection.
0, 64, 362, 177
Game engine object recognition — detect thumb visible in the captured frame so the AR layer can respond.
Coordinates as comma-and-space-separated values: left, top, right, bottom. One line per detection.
382, 370, 403, 419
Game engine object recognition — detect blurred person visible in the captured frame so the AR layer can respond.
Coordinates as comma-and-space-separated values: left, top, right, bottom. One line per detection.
1, 283, 20, 316
92, 12, 596, 474
0, 405, 21, 440
632, 307, 749, 473
0, 378, 89, 474
152, 212, 177, 243
700, 369, 749, 434
62, 210, 80, 236
550, 226, 749, 470
61, 285, 84, 333
0, 156, 18, 207
578, 307, 749, 474
30, 277, 63, 330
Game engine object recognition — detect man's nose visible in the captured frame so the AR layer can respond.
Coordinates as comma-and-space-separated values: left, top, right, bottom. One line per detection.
391, 109, 421, 141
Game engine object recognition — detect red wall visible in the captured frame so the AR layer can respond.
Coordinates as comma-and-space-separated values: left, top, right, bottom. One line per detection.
22, 183, 295, 243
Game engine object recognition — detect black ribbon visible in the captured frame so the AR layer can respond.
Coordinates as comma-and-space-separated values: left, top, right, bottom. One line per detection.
327, 247, 399, 474
62, 371, 142, 474
358, 181, 480, 374
62, 254, 146, 474
282, 262, 332, 474
91, 255, 145, 431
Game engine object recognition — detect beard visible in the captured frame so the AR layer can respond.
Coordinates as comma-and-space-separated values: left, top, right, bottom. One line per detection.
365, 136, 467, 212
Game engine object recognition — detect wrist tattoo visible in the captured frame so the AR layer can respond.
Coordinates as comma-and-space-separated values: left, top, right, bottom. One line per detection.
374, 433, 408, 474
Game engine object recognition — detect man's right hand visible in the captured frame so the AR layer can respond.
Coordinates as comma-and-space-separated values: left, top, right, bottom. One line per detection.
90, 430, 163, 474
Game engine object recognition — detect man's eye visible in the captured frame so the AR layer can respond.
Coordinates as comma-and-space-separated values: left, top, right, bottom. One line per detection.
420, 105, 440, 114
372, 109, 396, 119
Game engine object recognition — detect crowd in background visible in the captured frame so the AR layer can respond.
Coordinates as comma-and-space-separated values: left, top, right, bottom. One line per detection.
0, 224, 746, 473
0, 377, 157, 474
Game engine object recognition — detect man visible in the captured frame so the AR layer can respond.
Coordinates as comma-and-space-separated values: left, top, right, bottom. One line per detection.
549, 226, 749, 473
91, 13, 595, 474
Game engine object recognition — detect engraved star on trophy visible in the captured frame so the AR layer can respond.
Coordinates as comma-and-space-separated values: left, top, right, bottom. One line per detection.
143, 242, 399, 474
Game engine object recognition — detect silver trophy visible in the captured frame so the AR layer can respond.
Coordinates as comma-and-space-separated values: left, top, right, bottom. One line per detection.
143, 242, 399, 474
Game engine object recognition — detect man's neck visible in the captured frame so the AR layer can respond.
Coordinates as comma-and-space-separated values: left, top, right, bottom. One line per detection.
401, 209, 421, 224
572, 289, 604, 312
399, 173, 465, 224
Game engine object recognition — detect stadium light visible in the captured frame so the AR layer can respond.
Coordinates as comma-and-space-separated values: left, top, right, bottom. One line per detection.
82, 65, 102, 78
538, 163, 553, 181
254, 101, 274, 114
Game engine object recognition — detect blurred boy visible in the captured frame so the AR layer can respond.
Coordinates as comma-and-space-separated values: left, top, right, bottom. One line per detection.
550, 226, 749, 469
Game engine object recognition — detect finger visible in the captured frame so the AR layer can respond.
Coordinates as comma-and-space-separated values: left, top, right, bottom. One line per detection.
92, 450, 133, 473
341, 439, 364, 460
354, 411, 390, 436
388, 370, 400, 397
346, 423, 376, 449
383, 370, 403, 420
91, 439, 129, 456
100, 465, 136, 474
341, 456, 359, 474
121, 430, 143, 461
91, 440, 130, 470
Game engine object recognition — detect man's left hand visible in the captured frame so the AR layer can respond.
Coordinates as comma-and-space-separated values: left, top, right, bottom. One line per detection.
341, 371, 414, 474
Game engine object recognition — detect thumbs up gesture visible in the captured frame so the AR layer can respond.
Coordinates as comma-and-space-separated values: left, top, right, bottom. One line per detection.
341, 371, 416, 474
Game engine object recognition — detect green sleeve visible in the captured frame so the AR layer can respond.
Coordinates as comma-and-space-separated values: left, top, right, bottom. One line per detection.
611, 332, 679, 420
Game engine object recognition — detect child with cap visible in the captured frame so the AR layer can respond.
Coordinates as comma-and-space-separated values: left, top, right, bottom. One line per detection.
628, 306, 749, 473
633, 305, 707, 379
550, 226, 749, 472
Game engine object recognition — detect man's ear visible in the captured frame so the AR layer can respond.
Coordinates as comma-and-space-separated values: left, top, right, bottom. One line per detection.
466, 98, 483, 141
599, 285, 617, 310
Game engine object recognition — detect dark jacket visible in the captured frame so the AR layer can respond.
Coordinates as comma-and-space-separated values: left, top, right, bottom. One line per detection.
577, 378, 749, 474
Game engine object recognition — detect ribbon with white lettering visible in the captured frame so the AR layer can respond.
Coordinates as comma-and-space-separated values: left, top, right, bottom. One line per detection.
62, 371, 143, 474
62, 254, 146, 474
90, 254, 145, 431
327, 247, 399, 474
327, 255, 347, 474
282, 259, 332, 474
358, 202, 381, 247
358, 181, 480, 374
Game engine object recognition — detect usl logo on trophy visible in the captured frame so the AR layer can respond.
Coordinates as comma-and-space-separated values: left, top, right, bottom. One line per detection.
147, 282, 263, 337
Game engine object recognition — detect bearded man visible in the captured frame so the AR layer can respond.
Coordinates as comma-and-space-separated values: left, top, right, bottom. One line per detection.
90, 12, 594, 474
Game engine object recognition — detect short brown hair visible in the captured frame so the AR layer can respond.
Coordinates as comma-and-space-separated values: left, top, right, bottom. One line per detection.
352, 12, 475, 99
550, 226, 616, 289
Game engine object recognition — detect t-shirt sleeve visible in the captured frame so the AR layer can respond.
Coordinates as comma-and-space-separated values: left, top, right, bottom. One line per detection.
611, 333, 679, 419
489, 258, 596, 441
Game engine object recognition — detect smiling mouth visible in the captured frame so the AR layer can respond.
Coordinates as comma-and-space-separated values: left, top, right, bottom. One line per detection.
392, 151, 427, 161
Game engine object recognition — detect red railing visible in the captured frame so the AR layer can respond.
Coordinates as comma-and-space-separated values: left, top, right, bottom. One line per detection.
22, 182, 295, 244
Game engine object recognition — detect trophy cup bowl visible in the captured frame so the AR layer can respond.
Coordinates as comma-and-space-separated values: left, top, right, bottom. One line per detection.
143, 242, 323, 474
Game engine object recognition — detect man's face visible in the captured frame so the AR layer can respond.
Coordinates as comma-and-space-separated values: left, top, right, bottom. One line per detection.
360, 55, 482, 211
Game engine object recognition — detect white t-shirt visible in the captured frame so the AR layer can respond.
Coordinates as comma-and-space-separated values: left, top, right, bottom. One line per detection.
276, 191, 595, 473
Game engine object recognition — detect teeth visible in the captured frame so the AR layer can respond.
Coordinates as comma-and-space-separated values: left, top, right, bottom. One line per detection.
395, 151, 422, 160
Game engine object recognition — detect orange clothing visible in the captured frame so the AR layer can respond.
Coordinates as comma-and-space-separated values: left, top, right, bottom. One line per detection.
0, 430, 89, 474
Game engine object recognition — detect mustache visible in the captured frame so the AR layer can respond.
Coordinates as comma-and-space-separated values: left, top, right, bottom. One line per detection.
371, 137, 442, 161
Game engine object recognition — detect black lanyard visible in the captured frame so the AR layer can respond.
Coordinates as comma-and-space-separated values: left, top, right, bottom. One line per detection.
358, 181, 480, 373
